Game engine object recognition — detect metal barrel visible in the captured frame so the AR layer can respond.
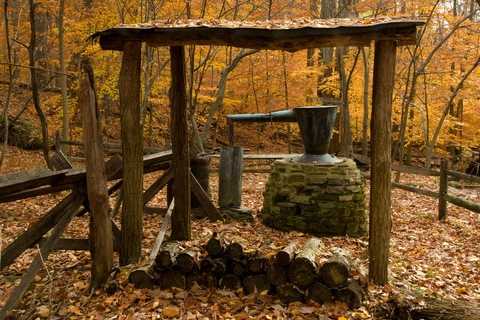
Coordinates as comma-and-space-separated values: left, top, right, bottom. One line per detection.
226, 109, 296, 123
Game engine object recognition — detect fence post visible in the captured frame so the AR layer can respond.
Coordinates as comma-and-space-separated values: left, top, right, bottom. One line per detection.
438, 159, 448, 221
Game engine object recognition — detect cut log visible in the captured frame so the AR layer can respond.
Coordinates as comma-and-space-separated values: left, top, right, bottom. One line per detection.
247, 255, 269, 274
275, 241, 299, 266
160, 270, 186, 290
277, 283, 304, 304
288, 238, 323, 288
128, 267, 155, 289
243, 274, 270, 294
206, 232, 225, 257
198, 272, 217, 288
387, 296, 480, 320
219, 274, 242, 290
267, 263, 288, 287
225, 242, 244, 260
307, 282, 333, 305
228, 258, 247, 277
336, 279, 363, 309
319, 253, 351, 288
155, 241, 180, 269
200, 257, 226, 275
175, 250, 197, 273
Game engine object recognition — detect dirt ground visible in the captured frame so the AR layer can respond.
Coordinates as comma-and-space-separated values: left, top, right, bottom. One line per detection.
0, 147, 479, 319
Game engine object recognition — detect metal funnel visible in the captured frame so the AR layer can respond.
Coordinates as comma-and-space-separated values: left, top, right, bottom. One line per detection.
293, 105, 341, 164
226, 105, 342, 164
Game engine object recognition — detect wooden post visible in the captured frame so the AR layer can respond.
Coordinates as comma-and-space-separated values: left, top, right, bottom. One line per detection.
169, 46, 191, 240
119, 41, 143, 265
228, 119, 235, 146
79, 57, 113, 288
439, 159, 448, 221
219, 146, 243, 209
369, 40, 397, 285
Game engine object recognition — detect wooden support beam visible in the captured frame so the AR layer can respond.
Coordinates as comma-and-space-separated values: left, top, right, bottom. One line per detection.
80, 57, 113, 288
0, 192, 83, 319
0, 192, 84, 270
190, 172, 223, 221
143, 168, 174, 205
119, 41, 143, 265
368, 40, 397, 285
169, 46, 191, 240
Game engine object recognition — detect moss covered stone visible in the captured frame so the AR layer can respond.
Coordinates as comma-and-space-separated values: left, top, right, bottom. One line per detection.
262, 158, 367, 237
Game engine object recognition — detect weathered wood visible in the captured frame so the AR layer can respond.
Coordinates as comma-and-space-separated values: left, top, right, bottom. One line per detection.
277, 283, 304, 304
0, 192, 83, 319
438, 159, 448, 221
148, 199, 174, 262
369, 40, 397, 285
206, 232, 225, 257
49, 150, 73, 171
267, 263, 288, 287
447, 169, 480, 184
227, 118, 234, 146
219, 146, 244, 209
247, 255, 269, 274
143, 168, 174, 205
119, 41, 143, 265
190, 171, 223, 221
95, 19, 423, 51
446, 194, 480, 214
219, 274, 242, 290
275, 241, 299, 266
229, 258, 247, 277
175, 250, 197, 273
191, 156, 210, 209
336, 279, 363, 309
218, 146, 234, 208
128, 267, 155, 289
80, 56, 113, 289
159, 270, 186, 290
155, 241, 180, 270
288, 238, 323, 288
0, 192, 83, 270
225, 242, 244, 260
307, 282, 333, 305
392, 182, 439, 198
319, 254, 351, 288
129, 200, 174, 289
0, 183, 75, 203
243, 274, 270, 294
170, 45, 191, 241
388, 297, 480, 320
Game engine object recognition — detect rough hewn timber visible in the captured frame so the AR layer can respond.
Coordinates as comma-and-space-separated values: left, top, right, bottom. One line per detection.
170, 45, 191, 240
369, 40, 396, 285
80, 57, 113, 289
319, 254, 351, 288
119, 41, 143, 265
288, 238, 323, 288
275, 241, 299, 266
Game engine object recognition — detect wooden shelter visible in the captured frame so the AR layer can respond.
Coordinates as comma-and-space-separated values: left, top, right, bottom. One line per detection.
93, 17, 423, 284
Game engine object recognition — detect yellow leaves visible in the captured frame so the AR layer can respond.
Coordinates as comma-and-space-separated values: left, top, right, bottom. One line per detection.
163, 305, 181, 318
36, 305, 50, 318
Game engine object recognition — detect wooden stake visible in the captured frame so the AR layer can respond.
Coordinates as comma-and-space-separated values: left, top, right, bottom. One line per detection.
438, 159, 448, 221
79, 57, 113, 288
119, 41, 143, 265
369, 40, 397, 285
169, 46, 191, 240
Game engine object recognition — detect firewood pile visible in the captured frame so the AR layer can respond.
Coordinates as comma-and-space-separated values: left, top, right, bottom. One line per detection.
129, 235, 365, 308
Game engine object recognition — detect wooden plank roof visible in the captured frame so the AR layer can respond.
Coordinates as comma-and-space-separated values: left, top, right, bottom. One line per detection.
93, 17, 424, 51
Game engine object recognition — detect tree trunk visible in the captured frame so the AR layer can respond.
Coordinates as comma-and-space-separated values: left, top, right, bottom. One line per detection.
58, 0, 69, 154
79, 57, 113, 289
119, 41, 144, 265
170, 46, 191, 241
369, 40, 397, 285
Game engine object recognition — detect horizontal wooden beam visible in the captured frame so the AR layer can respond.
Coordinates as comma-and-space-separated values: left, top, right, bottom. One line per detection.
97, 23, 421, 51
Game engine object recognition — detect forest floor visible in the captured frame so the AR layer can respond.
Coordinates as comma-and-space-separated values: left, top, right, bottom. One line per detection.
0, 146, 479, 319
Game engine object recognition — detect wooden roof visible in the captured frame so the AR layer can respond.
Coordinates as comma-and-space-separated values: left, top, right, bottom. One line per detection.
93, 17, 424, 51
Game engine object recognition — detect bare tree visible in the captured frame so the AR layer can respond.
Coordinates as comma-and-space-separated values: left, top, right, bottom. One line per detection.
29, 0, 51, 168
58, 0, 69, 153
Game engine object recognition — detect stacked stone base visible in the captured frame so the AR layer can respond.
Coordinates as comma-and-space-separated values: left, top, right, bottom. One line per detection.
262, 158, 367, 237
